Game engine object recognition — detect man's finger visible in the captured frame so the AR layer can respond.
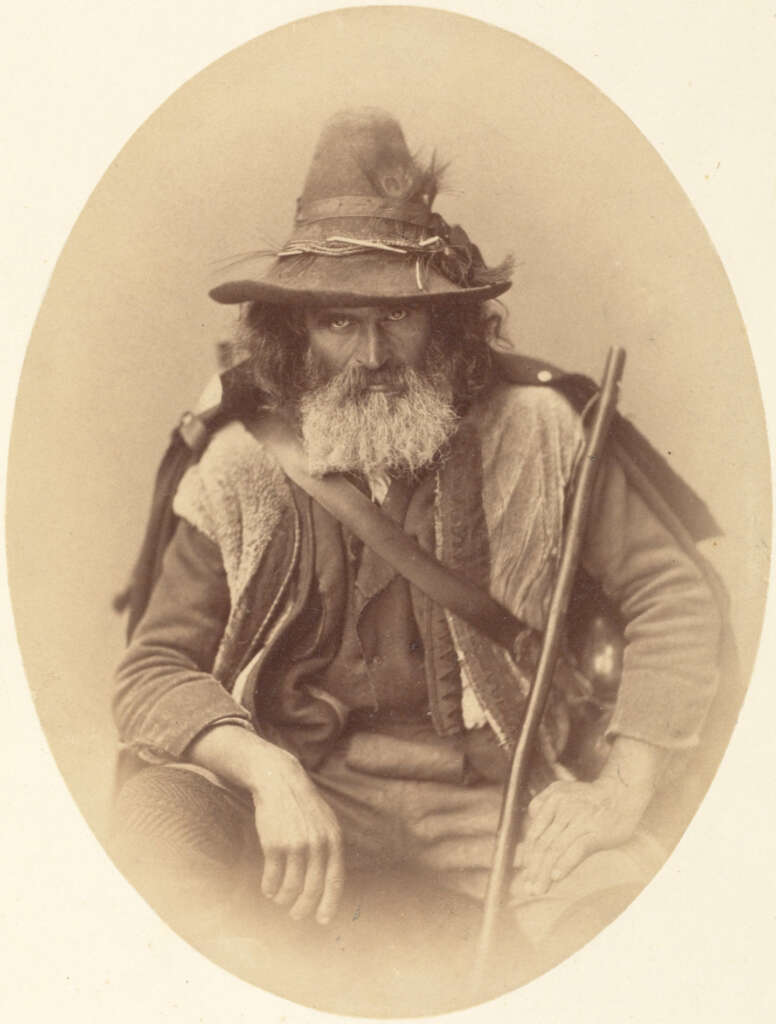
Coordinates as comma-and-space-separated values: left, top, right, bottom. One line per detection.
273, 850, 306, 906
549, 833, 595, 884
529, 796, 577, 849
527, 782, 562, 815
522, 791, 561, 849
524, 817, 574, 894
289, 837, 327, 921
261, 847, 284, 898
316, 834, 345, 925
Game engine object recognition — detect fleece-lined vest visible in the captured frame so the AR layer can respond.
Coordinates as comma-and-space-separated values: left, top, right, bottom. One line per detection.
173, 383, 584, 754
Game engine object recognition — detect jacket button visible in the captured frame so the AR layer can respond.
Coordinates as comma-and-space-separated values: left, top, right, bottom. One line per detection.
537, 370, 553, 382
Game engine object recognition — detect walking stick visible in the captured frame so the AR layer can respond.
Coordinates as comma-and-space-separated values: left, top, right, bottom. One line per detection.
471, 346, 627, 993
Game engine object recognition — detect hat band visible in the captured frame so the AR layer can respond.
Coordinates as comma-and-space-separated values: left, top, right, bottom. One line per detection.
294, 195, 431, 227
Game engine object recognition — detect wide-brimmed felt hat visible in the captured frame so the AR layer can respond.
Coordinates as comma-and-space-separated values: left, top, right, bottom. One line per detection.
209, 108, 513, 307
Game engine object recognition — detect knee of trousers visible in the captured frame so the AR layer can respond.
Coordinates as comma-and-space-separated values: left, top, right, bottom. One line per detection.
508, 838, 662, 951
109, 765, 256, 906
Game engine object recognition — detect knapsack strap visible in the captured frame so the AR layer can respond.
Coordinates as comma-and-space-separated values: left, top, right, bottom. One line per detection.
250, 413, 526, 652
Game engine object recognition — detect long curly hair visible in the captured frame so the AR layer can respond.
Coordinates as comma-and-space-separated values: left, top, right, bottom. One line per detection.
233, 299, 498, 411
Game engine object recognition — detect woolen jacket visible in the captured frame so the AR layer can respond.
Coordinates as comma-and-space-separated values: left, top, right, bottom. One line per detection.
114, 380, 724, 786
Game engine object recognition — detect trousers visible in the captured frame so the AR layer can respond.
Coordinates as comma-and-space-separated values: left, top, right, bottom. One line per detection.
112, 724, 664, 958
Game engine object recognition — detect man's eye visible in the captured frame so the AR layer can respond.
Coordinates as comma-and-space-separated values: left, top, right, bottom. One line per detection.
325, 316, 354, 331
385, 308, 409, 322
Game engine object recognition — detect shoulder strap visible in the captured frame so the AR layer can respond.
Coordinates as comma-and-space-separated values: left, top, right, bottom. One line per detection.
116, 363, 274, 640
491, 349, 720, 540
117, 405, 229, 640
250, 412, 526, 651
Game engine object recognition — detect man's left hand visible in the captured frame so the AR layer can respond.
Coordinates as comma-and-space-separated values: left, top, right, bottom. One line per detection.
514, 774, 653, 896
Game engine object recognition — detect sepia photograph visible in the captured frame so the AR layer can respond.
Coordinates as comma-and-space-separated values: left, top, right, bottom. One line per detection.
2, 2, 774, 1021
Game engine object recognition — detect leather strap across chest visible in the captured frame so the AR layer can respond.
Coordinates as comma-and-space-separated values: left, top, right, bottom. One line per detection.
249, 412, 526, 652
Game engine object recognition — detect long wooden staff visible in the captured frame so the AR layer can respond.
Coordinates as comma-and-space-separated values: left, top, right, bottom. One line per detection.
472, 346, 627, 991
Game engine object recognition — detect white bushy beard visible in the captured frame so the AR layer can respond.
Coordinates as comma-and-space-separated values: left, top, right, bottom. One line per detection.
298, 351, 459, 479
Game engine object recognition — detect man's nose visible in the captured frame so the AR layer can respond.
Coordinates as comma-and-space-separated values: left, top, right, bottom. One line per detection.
357, 320, 390, 369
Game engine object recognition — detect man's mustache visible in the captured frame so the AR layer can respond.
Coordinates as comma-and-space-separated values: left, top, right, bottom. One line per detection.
330, 363, 412, 398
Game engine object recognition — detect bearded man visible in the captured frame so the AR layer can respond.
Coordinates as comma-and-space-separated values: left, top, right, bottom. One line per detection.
110, 109, 725, 995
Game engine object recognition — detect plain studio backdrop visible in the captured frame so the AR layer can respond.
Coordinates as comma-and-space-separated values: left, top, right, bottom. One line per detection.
2, 3, 774, 1023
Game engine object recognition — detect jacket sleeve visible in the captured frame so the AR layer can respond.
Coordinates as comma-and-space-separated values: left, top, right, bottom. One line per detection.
581, 453, 723, 750
113, 519, 254, 763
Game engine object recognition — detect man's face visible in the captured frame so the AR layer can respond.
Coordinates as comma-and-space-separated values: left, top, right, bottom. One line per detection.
297, 302, 458, 478
303, 304, 432, 390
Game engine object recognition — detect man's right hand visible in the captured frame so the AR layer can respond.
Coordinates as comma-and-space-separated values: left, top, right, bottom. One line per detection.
185, 723, 345, 925
249, 744, 345, 925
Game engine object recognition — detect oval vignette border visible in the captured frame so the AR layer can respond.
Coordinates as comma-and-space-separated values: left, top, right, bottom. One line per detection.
1, 2, 776, 1024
